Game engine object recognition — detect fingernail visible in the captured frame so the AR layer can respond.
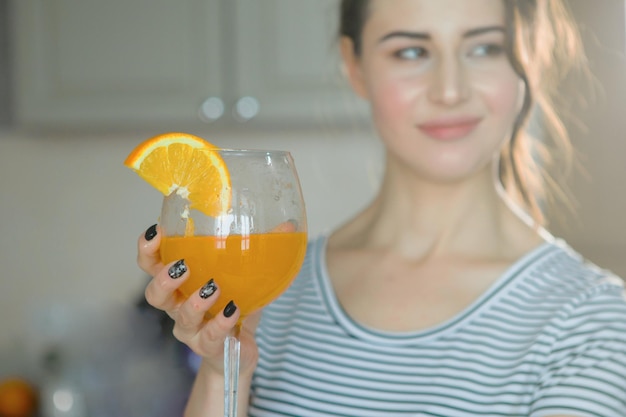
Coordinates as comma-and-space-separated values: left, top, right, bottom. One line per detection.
199, 279, 217, 299
168, 259, 187, 279
145, 224, 158, 241
223, 300, 237, 318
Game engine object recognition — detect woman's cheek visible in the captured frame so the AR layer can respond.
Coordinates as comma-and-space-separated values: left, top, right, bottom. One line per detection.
480, 74, 523, 122
370, 77, 419, 127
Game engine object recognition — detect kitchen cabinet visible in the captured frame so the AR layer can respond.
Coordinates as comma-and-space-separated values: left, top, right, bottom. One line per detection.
231, 0, 366, 127
12, 0, 366, 129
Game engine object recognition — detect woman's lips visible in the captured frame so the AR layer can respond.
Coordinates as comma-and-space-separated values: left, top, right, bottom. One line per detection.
417, 117, 482, 141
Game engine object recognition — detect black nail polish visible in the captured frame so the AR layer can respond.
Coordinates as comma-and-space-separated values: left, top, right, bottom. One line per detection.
223, 300, 237, 318
168, 259, 187, 279
145, 224, 158, 241
199, 279, 217, 299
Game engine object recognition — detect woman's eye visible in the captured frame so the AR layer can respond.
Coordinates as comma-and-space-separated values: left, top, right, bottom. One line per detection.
470, 44, 504, 57
394, 47, 428, 60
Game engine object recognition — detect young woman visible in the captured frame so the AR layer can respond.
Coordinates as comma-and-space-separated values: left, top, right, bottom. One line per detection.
138, 0, 626, 415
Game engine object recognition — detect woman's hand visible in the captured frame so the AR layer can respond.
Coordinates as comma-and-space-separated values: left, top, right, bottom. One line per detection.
136, 224, 261, 378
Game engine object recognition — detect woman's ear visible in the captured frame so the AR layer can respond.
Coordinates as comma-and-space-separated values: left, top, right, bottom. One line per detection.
340, 37, 368, 99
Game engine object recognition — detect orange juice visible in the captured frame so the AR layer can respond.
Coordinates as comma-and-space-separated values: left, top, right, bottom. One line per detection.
161, 232, 307, 318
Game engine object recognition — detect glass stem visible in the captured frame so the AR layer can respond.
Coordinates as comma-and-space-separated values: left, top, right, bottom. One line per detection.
224, 328, 241, 417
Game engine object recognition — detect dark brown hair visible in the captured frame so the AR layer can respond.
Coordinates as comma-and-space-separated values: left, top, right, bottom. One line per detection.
339, 0, 588, 227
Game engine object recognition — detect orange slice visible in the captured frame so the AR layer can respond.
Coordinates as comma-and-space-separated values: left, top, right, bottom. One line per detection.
124, 132, 231, 217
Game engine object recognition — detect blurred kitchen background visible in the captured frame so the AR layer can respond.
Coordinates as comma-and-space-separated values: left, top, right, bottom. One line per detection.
0, 0, 625, 415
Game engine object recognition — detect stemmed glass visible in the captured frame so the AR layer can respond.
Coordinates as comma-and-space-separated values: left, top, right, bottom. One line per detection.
159, 149, 307, 416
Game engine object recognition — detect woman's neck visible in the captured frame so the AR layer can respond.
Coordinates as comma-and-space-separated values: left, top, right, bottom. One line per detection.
330, 163, 545, 262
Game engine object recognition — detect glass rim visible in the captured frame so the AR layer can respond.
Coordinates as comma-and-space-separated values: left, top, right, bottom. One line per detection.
207, 148, 293, 156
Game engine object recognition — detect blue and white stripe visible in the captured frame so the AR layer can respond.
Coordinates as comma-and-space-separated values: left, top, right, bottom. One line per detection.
250, 236, 626, 416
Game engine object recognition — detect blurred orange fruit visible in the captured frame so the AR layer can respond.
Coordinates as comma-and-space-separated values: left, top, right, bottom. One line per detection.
124, 132, 231, 217
0, 377, 37, 417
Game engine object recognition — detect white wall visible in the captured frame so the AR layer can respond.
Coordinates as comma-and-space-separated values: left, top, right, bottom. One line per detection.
547, 0, 626, 274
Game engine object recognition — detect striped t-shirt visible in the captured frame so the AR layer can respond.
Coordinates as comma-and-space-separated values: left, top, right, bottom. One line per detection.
249, 235, 626, 416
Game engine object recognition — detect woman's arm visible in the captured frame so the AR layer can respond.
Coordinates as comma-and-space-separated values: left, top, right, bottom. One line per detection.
184, 361, 253, 417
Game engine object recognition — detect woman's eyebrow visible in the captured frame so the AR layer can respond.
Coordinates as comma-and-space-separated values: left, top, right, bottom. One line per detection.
378, 31, 429, 43
463, 26, 505, 38
378, 26, 505, 43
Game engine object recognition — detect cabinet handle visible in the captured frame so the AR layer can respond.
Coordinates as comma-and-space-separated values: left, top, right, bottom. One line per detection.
234, 96, 260, 122
199, 97, 225, 122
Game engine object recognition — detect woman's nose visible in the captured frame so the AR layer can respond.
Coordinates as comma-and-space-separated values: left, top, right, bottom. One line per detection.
427, 56, 470, 106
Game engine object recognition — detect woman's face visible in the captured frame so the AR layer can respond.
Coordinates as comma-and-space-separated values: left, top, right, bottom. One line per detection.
343, 0, 523, 184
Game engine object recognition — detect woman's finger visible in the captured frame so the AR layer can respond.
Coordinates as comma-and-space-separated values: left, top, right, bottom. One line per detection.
270, 219, 297, 233
144, 258, 190, 311
172, 279, 220, 342
192, 301, 240, 358
137, 224, 163, 276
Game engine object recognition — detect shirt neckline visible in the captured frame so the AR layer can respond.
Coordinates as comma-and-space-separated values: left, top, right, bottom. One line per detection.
312, 234, 563, 346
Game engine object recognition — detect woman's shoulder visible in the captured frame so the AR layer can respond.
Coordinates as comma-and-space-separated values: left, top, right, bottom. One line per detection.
533, 237, 626, 306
